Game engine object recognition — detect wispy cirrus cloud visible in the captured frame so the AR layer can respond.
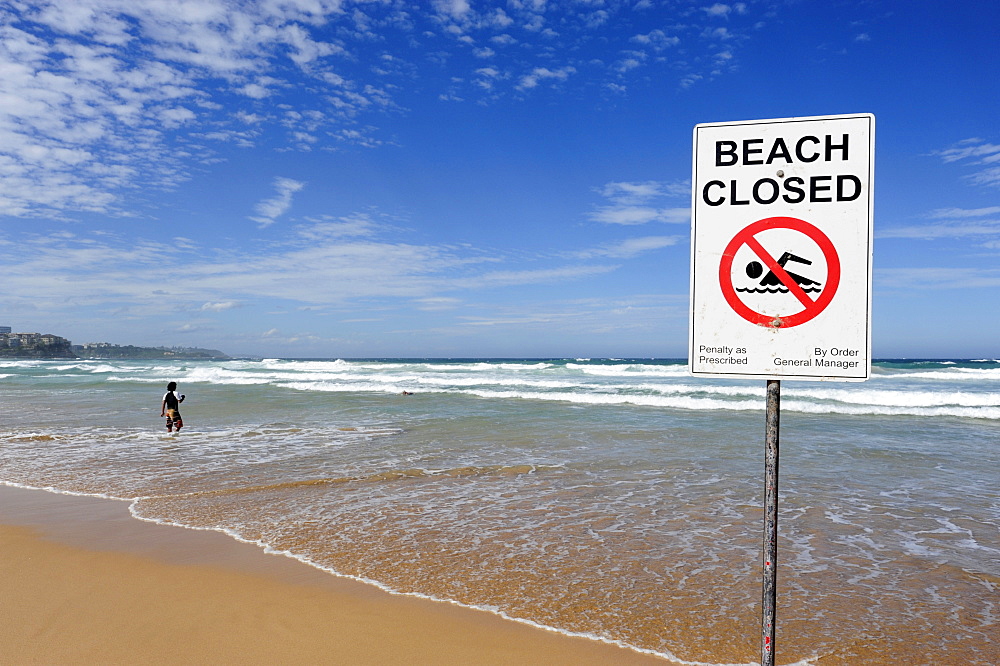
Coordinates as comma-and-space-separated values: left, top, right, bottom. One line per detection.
201, 301, 241, 312
877, 267, 1000, 290
573, 236, 681, 259
935, 138, 1000, 187
929, 206, 1000, 218
453, 294, 685, 337
0, 211, 620, 317
878, 206, 1000, 240
589, 181, 691, 226
250, 177, 306, 228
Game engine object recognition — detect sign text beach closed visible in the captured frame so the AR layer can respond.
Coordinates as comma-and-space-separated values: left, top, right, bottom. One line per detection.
689, 114, 875, 381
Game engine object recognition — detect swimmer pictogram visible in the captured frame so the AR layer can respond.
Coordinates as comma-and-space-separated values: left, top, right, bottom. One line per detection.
739, 251, 822, 294
719, 217, 841, 329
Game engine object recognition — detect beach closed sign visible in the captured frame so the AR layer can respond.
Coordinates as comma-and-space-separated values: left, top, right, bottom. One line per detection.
689, 114, 874, 381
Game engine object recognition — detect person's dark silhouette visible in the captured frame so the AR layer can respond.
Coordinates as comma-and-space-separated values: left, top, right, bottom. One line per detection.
746, 252, 820, 287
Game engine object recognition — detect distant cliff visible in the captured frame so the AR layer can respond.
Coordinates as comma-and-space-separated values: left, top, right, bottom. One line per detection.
73, 344, 230, 360
0, 333, 75, 358
0, 331, 229, 359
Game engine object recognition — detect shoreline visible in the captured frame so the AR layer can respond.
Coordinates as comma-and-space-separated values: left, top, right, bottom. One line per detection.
0, 484, 669, 665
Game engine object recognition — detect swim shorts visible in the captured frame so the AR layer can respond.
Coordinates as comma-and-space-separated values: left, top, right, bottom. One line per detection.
165, 409, 183, 431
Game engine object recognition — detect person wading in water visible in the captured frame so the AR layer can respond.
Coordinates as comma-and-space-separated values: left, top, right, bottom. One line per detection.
160, 382, 186, 433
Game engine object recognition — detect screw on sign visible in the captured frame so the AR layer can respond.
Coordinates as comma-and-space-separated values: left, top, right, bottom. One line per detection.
718, 216, 840, 329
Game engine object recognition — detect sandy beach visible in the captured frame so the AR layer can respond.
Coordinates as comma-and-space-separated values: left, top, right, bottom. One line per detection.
0, 485, 663, 665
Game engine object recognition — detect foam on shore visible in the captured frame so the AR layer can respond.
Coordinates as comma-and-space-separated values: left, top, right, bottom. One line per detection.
0, 484, 672, 666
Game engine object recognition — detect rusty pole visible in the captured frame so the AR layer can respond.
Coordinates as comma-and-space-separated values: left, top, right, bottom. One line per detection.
761, 379, 780, 666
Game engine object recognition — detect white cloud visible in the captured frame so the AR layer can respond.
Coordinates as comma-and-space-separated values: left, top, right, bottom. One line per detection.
0, 1, 768, 218
433, 0, 472, 20
201, 301, 241, 311
877, 267, 1000, 289
705, 27, 733, 40
589, 206, 690, 225
877, 221, 1000, 240
450, 265, 617, 290
967, 168, 999, 187
598, 181, 689, 204
0, 2, 356, 218
483, 9, 514, 29
516, 66, 576, 90
879, 205, 1000, 239
615, 57, 643, 73
160, 106, 196, 126
454, 294, 684, 336
937, 139, 1000, 164
238, 83, 273, 99
631, 30, 680, 51
0, 215, 623, 315
702, 4, 733, 18
876, 206, 1000, 241
296, 213, 379, 240
250, 177, 306, 227
589, 180, 691, 225
928, 206, 1000, 219
936, 139, 1000, 187
585, 10, 609, 28
574, 236, 681, 259
680, 73, 704, 88
413, 297, 463, 311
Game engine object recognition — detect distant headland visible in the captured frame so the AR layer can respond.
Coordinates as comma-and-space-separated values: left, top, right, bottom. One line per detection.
0, 328, 229, 360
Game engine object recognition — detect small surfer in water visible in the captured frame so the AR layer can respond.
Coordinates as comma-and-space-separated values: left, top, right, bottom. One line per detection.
160, 382, 186, 433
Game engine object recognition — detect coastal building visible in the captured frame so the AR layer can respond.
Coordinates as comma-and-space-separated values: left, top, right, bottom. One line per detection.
0, 331, 74, 357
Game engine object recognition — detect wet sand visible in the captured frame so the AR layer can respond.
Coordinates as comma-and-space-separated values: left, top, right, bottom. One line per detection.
0, 485, 665, 665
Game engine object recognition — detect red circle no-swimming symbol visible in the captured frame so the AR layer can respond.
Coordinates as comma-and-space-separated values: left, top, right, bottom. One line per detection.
719, 216, 840, 329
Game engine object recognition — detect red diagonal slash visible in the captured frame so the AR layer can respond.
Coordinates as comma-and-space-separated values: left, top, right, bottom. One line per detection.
743, 234, 815, 309
719, 216, 840, 329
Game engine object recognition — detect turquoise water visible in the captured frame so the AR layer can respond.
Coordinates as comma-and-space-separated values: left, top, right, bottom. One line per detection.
2, 358, 998, 664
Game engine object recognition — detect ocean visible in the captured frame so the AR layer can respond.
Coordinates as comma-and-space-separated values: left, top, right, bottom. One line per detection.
2, 357, 998, 664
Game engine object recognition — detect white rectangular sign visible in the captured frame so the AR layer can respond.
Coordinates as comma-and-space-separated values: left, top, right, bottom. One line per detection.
689, 114, 874, 381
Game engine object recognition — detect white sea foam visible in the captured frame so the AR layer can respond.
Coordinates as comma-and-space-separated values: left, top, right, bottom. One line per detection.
787, 387, 1000, 408
263, 377, 1000, 418
894, 368, 1000, 380
0, 359, 47, 368
260, 358, 355, 372
8, 357, 1000, 419
566, 363, 688, 377
119, 499, 701, 666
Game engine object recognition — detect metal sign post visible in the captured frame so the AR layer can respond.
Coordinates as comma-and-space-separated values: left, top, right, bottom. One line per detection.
761, 379, 780, 666
688, 113, 875, 665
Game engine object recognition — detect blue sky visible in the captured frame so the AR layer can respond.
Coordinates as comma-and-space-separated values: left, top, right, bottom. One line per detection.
1, 0, 998, 358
